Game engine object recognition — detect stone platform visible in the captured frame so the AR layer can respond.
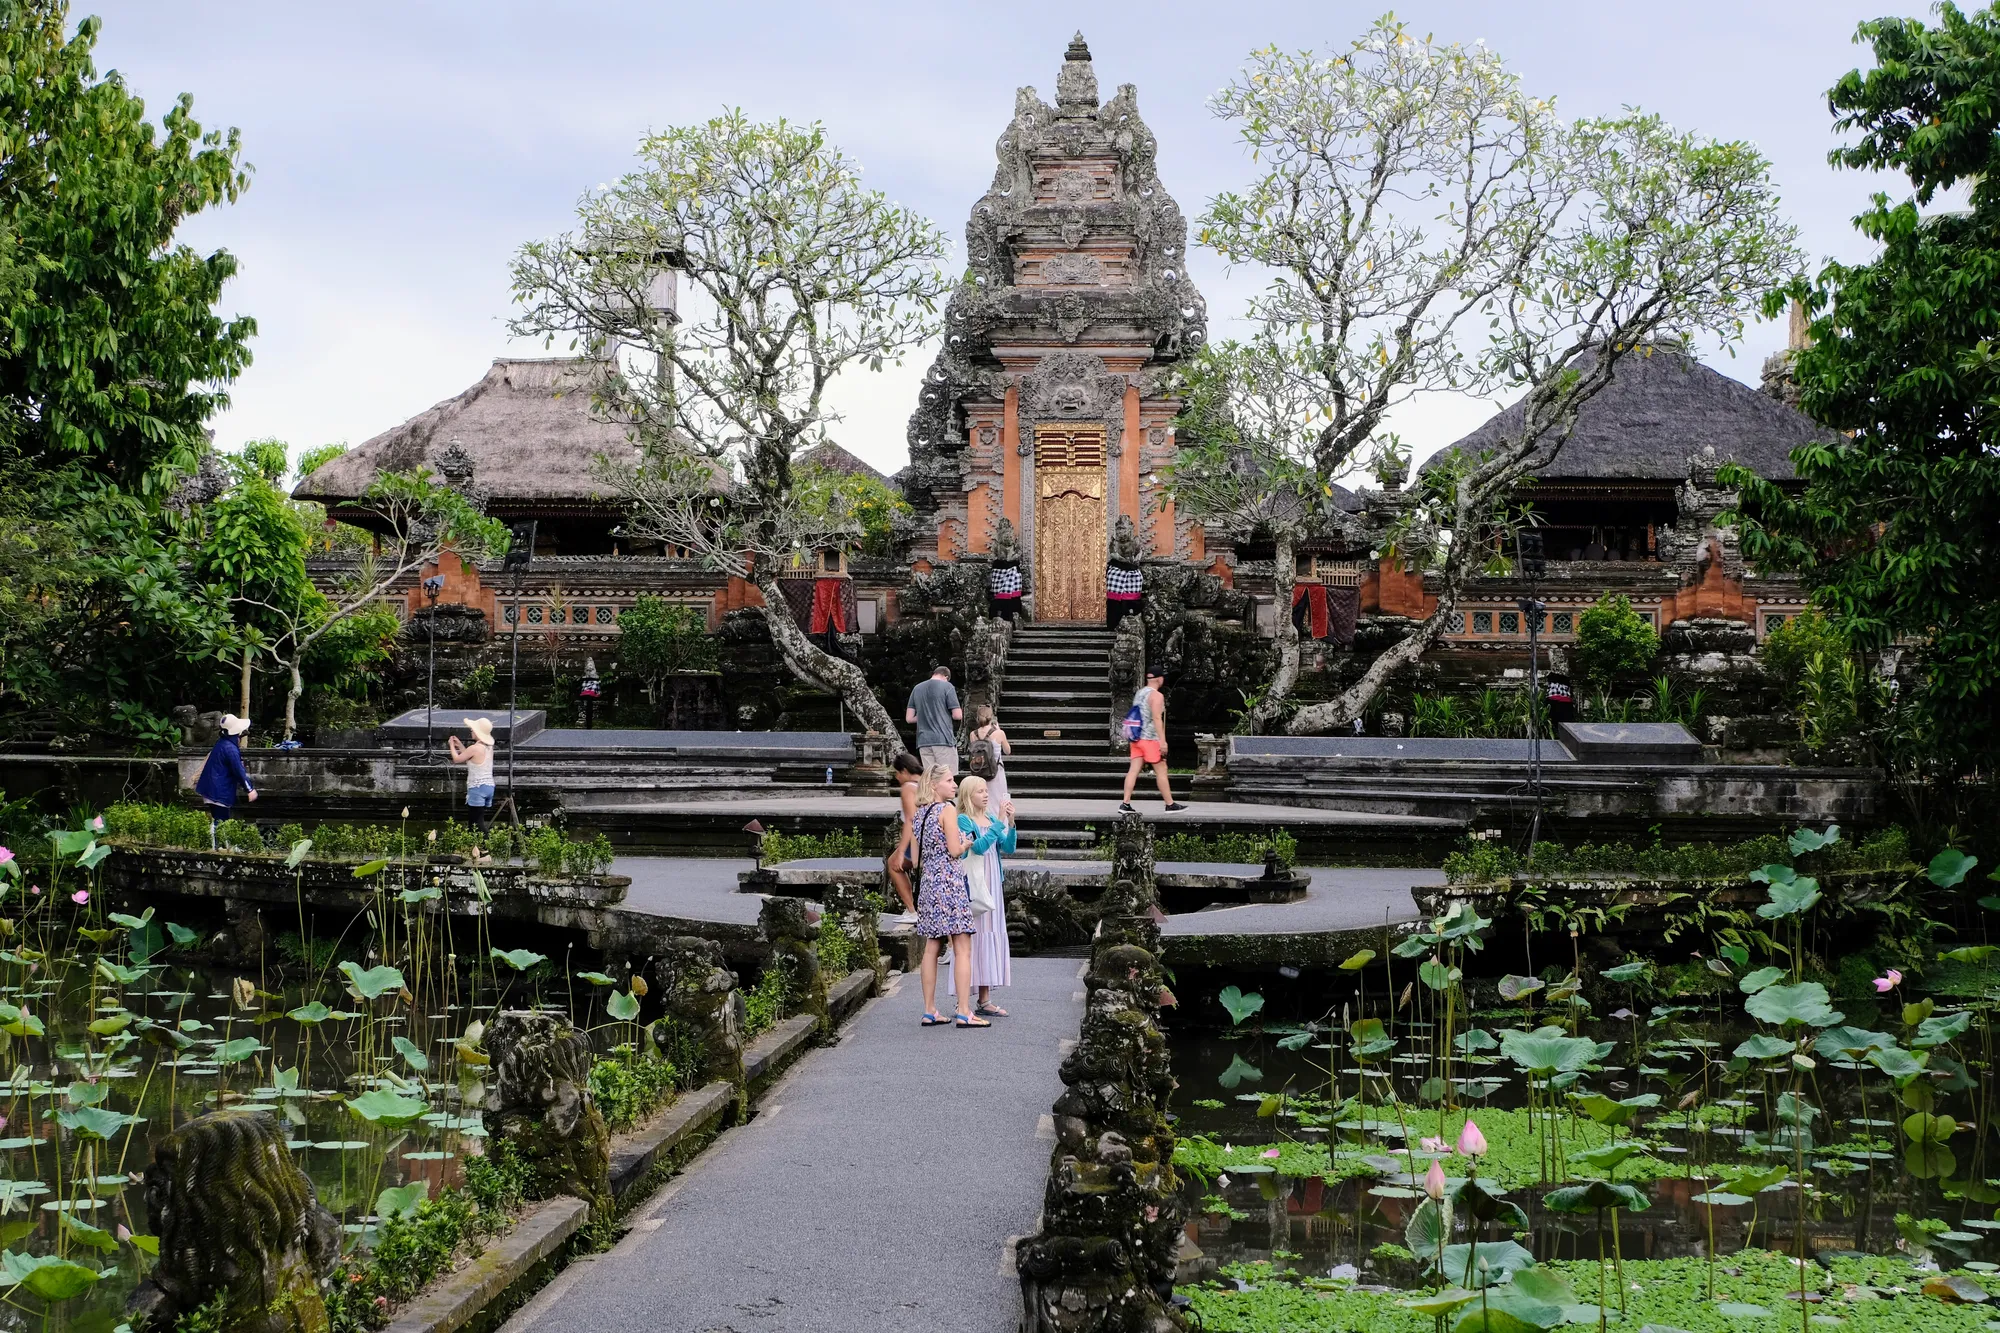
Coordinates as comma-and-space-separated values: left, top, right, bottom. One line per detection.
743, 855, 1311, 912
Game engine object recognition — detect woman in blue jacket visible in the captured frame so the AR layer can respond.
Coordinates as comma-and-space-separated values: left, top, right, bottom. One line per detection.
194, 714, 257, 845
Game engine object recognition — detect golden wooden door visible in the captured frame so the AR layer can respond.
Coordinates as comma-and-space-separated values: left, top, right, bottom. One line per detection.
1033, 427, 1107, 623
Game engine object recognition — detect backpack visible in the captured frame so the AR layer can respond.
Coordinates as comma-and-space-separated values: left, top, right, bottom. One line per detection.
968, 729, 997, 779
1120, 702, 1147, 743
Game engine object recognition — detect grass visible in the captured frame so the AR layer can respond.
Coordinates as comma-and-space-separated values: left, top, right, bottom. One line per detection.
1187, 1249, 1997, 1333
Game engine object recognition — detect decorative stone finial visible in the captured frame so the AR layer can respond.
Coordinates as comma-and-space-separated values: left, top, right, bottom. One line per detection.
132, 1109, 339, 1333
1057, 33, 1098, 110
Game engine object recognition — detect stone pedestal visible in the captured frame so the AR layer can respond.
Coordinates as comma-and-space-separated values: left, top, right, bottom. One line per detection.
823, 881, 885, 989
130, 1109, 339, 1333
650, 935, 747, 1101
760, 895, 829, 1031
484, 1011, 612, 1219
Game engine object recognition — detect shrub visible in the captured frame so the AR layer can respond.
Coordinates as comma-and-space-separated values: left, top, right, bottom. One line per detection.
103, 801, 212, 849
587, 1053, 679, 1132
816, 908, 855, 980
1760, 606, 1848, 696
742, 958, 793, 1038
1574, 594, 1659, 687
1443, 825, 1918, 883
759, 827, 866, 866
214, 819, 265, 853
1153, 828, 1297, 868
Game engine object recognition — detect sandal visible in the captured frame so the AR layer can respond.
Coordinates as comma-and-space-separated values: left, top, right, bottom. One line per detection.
920, 1011, 946, 1026
954, 1013, 991, 1028
975, 1004, 1009, 1018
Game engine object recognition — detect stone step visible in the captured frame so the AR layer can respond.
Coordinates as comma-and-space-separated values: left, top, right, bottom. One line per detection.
1001, 687, 1112, 703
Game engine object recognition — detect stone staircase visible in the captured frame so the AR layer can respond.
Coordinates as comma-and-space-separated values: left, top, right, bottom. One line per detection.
994, 624, 1129, 799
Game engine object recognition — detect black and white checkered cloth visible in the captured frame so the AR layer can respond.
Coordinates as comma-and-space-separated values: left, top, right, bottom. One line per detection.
990, 563, 1022, 597
1105, 562, 1143, 598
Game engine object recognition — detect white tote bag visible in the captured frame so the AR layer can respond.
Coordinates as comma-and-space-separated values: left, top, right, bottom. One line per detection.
963, 843, 995, 915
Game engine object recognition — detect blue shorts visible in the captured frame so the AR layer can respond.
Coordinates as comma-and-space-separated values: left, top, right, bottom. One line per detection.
466, 784, 495, 808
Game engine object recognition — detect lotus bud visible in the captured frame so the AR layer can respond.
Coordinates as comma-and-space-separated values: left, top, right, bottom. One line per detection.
1456, 1118, 1487, 1157
1425, 1158, 1447, 1201
630, 975, 649, 998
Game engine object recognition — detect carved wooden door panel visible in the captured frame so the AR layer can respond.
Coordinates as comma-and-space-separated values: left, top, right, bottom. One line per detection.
1033, 428, 1107, 623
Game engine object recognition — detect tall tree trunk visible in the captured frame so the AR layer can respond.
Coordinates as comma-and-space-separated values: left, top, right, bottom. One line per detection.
238, 643, 253, 719
752, 571, 903, 754
1247, 529, 1302, 733
1285, 584, 1458, 735
284, 662, 304, 743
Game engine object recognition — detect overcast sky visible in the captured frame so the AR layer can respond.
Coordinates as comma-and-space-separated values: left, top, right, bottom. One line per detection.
88, 0, 1906, 478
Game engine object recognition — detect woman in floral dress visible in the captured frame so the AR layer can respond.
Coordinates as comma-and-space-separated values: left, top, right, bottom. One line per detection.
914, 768, 986, 1028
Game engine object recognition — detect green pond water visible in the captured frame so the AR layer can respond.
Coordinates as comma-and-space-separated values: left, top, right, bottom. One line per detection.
0, 940, 627, 1332
1166, 988, 2000, 1322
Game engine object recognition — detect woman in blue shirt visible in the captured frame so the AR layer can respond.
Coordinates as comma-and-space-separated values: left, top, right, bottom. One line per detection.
954, 775, 1016, 1017
193, 714, 257, 845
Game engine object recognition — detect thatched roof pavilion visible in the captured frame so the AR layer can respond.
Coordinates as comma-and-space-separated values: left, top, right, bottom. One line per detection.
295, 358, 645, 554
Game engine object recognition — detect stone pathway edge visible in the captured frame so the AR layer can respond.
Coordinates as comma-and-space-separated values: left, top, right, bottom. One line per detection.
383, 963, 882, 1333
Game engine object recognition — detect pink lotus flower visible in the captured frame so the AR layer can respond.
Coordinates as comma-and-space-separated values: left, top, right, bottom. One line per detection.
90, 816, 104, 832
1873, 969, 1903, 993
1456, 1119, 1488, 1157
1260, 1148, 1281, 1159
115, 1224, 130, 1241
0, 847, 12, 865
1425, 1158, 1448, 1201
71, 890, 88, 905
29, 885, 39, 895
1420, 1136, 1450, 1154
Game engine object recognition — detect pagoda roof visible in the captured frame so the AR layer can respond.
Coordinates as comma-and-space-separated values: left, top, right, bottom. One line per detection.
798, 440, 890, 487
1432, 346, 1829, 484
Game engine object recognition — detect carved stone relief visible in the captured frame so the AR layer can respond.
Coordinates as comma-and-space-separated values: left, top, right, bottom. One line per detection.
1019, 351, 1126, 422
1042, 253, 1103, 285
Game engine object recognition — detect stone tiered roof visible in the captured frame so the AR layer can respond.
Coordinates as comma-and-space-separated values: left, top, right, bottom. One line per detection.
1434, 346, 1831, 484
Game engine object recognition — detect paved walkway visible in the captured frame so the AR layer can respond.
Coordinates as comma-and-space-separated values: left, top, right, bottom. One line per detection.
579, 793, 1459, 829
504, 957, 1083, 1333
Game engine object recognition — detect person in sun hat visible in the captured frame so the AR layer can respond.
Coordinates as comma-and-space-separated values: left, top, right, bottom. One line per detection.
447, 716, 497, 862
193, 714, 258, 848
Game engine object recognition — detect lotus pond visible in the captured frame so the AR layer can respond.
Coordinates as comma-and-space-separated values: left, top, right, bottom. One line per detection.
0, 821, 670, 1333
1168, 838, 2000, 1332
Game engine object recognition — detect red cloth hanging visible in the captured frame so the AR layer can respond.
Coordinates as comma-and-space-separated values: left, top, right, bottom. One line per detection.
809, 577, 850, 634
1291, 583, 1330, 639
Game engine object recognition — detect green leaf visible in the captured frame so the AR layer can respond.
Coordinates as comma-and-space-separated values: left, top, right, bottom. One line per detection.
490, 948, 547, 973
1788, 824, 1840, 855
1929, 848, 1978, 888
1914, 1011, 1972, 1048
1813, 1025, 1894, 1060
165, 922, 197, 947
285, 838, 314, 869
1938, 945, 1998, 964
57, 1213, 116, 1252
1405, 1197, 1449, 1257
392, 1035, 430, 1073
287, 1002, 333, 1025
1217, 985, 1264, 1025
1756, 875, 1821, 919
1733, 1034, 1794, 1061
1545, 1180, 1650, 1213
576, 971, 618, 986
1339, 949, 1376, 970
1603, 961, 1648, 983
87, 1012, 131, 1037
1216, 1053, 1263, 1090
1570, 1142, 1647, 1174
1498, 1029, 1597, 1075
374, 1180, 429, 1220
1437, 1240, 1536, 1287
76, 842, 111, 870
1744, 981, 1837, 1028
1402, 1288, 1480, 1318
106, 908, 153, 930
214, 1037, 263, 1064
54, 1107, 140, 1140
1737, 967, 1786, 994
1419, 960, 1457, 991
1903, 1111, 1957, 1145
606, 990, 642, 1022
1869, 1044, 1926, 1080
1716, 1303, 1773, 1319
353, 858, 391, 877
348, 1090, 429, 1124
339, 961, 407, 999
1496, 975, 1544, 1001
1, 1251, 102, 1300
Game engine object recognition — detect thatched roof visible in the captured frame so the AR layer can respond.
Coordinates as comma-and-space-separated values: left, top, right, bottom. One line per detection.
295, 358, 642, 514
798, 440, 890, 486
1431, 346, 1829, 484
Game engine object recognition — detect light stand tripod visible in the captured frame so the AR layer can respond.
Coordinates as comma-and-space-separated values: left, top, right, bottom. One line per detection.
499, 521, 535, 830
421, 574, 444, 764
1515, 532, 1547, 856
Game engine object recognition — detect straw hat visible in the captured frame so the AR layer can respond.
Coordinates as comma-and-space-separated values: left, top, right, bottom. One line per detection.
466, 717, 495, 745
220, 714, 251, 736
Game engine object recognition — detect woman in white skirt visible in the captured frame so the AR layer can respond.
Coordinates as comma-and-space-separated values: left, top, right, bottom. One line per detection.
966, 706, 1012, 808
953, 775, 1015, 1016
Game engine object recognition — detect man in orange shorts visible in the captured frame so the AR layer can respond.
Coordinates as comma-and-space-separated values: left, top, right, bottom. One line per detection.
1119, 666, 1186, 812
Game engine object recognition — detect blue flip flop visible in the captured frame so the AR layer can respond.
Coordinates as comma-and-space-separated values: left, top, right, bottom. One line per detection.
920, 1011, 946, 1027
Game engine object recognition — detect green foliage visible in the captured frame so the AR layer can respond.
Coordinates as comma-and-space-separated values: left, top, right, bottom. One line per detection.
102, 802, 212, 849
213, 819, 264, 853
323, 1178, 510, 1333
1725, 8, 2000, 777
616, 596, 718, 694
587, 1052, 679, 1132
1573, 594, 1659, 687
792, 463, 910, 557
742, 958, 793, 1038
815, 908, 855, 981
1154, 828, 1298, 868
1442, 825, 1912, 884
523, 826, 614, 877
758, 826, 866, 866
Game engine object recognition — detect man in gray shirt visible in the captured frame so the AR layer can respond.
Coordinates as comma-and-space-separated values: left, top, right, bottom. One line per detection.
905, 665, 962, 777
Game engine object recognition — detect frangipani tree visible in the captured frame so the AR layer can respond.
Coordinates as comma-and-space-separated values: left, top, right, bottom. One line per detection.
509, 111, 952, 746
1198, 17, 1804, 733
238, 469, 508, 742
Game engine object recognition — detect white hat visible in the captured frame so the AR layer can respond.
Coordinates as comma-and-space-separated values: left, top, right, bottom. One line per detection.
466, 717, 495, 744
220, 714, 251, 736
